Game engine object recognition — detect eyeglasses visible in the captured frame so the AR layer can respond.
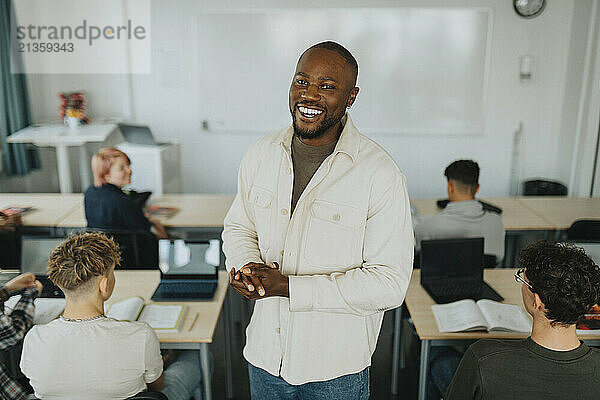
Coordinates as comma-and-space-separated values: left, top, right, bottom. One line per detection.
514, 268, 534, 291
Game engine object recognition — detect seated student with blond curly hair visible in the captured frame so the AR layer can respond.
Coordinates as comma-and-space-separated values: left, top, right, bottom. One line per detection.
20, 232, 203, 400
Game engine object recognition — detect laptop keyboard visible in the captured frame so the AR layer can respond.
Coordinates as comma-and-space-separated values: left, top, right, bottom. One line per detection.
155, 281, 217, 298
427, 282, 480, 297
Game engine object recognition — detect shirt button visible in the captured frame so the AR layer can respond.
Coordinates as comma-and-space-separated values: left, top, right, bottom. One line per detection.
332, 213, 340, 221
281, 209, 288, 215
276, 328, 281, 334
287, 168, 292, 175
280, 250, 284, 257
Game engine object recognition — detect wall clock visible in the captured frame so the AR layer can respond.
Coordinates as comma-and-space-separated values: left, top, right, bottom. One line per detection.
514, 0, 546, 18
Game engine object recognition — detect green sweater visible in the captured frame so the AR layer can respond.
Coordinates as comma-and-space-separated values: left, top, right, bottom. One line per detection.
446, 337, 600, 400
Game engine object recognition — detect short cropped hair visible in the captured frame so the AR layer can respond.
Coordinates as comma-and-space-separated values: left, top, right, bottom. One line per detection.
302, 41, 358, 85
91, 147, 130, 187
444, 160, 479, 194
518, 241, 600, 326
48, 232, 121, 292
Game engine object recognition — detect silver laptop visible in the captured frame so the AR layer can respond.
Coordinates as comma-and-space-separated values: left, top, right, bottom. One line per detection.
119, 123, 161, 146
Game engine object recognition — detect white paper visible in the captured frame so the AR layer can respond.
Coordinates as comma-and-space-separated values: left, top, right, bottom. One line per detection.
476, 299, 532, 333
33, 298, 66, 325
106, 297, 145, 321
138, 304, 186, 330
3, 295, 65, 325
431, 299, 488, 332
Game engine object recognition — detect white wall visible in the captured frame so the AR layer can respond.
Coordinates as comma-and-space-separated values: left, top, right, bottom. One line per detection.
14, 0, 599, 198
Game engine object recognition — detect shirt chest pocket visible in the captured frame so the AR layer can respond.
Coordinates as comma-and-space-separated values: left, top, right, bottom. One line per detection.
248, 185, 273, 255
304, 200, 366, 270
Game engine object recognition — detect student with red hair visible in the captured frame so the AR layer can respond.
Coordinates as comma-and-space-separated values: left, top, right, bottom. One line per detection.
85, 147, 167, 238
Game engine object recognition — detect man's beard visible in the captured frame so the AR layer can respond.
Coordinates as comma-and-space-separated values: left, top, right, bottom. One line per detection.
291, 104, 344, 140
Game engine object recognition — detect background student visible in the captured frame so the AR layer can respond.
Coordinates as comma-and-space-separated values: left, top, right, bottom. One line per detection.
414, 159, 505, 263
20, 232, 203, 400
446, 241, 600, 399
0, 272, 41, 400
85, 147, 168, 239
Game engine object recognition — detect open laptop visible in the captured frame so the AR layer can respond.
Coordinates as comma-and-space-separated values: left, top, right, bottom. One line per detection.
151, 239, 220, 301
118, 123, 164, 146
20, 236, 64, 298
420, 237, 503, 304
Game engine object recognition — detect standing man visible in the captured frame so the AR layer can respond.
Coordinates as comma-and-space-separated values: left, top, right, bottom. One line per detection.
222, 41, 414, 399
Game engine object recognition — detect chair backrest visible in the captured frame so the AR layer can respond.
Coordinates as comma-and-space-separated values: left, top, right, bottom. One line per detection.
85, 228, 158, 269
522, 179, 568, 196
0, 229, 20, 268
126, 392, 168, 400
567, 220, 600, 242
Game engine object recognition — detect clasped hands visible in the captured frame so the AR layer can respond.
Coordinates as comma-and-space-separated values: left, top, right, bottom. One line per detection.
229, 261, 289, 300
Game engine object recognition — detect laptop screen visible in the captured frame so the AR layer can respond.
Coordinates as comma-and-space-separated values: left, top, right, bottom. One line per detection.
158, 239, 219, 278
420, 237, 484, 283
118, 124, 157, 146
21, 237, 64, 275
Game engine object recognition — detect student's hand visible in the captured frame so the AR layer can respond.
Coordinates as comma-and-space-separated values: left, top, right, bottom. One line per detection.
5, 273, 41, 293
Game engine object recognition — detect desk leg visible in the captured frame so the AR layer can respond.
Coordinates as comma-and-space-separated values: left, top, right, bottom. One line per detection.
391, 306, 402, 395
418, 340, 430, 400
78, 145, 91, 190
200, 343, 212, 400
55, 144, 73, 193
223, 289, 234, 399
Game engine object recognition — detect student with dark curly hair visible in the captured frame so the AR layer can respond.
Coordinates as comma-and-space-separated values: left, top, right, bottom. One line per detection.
446, 241, 600, 400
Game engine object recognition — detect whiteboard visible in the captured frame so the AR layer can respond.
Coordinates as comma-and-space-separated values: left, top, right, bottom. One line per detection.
196, 8, 491, 135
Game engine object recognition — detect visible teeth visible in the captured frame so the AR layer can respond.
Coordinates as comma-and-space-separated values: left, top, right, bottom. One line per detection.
299, 106, 323, 116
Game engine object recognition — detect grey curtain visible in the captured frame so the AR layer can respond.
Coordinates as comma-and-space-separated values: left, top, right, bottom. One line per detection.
0, 0, 39, 176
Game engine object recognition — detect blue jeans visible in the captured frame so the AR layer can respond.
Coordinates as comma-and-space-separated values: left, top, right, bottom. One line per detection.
248, 363, 369, 400
427, 346, 463, 400
161, 350, 206, 400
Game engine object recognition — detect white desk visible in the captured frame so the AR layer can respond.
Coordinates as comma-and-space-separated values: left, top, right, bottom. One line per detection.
7, 123, 118, 193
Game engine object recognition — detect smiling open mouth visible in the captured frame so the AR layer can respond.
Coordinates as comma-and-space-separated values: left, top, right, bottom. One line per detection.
298, 105, 324, 119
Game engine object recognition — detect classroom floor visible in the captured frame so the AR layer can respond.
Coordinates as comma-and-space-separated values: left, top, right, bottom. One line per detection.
210, 299, 421, 400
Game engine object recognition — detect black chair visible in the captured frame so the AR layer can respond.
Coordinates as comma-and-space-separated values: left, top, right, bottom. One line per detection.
126, 392, 168, 400
0, 229, 20, 268
0, 340, 24, 380
567, 220, 600, 242
86, 228, 158, 269
522, 179, 568, 196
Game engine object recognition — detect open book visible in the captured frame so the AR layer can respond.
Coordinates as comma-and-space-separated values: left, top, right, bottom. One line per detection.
432, 299, 532, 333
106, 297, 187, 333
4, 296, 65, 325
577, 304, 600, 335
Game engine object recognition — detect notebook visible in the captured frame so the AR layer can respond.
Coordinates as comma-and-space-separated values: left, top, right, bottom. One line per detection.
20, 236, 65, 298
106, 296, 187, 333
420, 237, 503, 304
151, 239, 220, 301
